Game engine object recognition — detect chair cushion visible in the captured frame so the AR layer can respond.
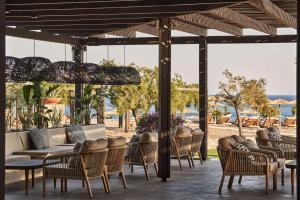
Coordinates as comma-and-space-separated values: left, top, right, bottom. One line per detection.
66, 125, 86, 143
5, 155, 31, 163
218, 138, 233, 151
267, 127, 281, 140
80, 138, 108, 153
175, 126, 191, 137
231, 143, 255, 162
139, 132, 157, 143
242, 139, 259, 149
108, 137, 126, 147
257, 130, 269, 140
14, 145, 73, 159
231, 135, 247, 143
129, 134, 141, 143
29, 129, 50, 150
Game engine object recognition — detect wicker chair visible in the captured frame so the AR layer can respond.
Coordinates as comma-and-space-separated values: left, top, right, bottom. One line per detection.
105, 137, 127, 190
125, 132, 158, 181
256, 128, 296, 160
189, 129, 204, 166
217, 137, 279, 194
43, 139, 109, 198
171, 126, 193, 171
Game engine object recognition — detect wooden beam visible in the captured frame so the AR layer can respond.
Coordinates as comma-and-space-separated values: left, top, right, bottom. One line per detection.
135, 24, 159, 36
172, 19, 207, 36
249, 0, 297, 28
81, 35, 297, 46
158, 17, 171, 182
5, 27, 79, 45
208, 7, 277, 35
199, 36, 208, 161
109, 29, 136, 38
296, 1, 299, 198
176, 13, 243, 36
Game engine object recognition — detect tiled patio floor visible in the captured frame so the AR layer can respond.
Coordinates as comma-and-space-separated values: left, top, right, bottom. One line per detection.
5, 159, 296, 200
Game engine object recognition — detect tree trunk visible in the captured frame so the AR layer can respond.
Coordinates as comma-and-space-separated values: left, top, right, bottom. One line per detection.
234, 107, 242, 136
118, 113, 123, 128
97, 95, 105, 124
132, 109, 140, 126
125, 109, 130, 133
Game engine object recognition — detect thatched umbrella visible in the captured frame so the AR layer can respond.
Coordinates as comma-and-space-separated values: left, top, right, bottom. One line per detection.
269, 98, 289, 126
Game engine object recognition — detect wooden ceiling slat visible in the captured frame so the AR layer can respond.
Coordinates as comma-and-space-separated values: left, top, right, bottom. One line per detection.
172, 19, 207, 36
134, 24, 159, 36
249, 0, 297, 28
176, 13, 243, 36
207, 7, 277, 35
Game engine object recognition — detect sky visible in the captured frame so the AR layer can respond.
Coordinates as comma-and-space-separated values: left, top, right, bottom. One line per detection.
5, 28, 297, 95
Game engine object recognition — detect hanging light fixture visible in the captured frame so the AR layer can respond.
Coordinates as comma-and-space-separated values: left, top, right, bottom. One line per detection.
5, 56, 19, 82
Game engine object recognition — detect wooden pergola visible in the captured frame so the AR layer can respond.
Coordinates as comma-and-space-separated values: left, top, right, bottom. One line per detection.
0, 0, 299, 199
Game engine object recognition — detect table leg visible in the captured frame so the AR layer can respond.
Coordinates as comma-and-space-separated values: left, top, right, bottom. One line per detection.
31, 169, 35, 188
291, 169, 295, 195
25, 169, 29, 195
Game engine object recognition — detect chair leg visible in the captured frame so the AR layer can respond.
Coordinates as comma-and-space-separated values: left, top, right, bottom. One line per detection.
64, 179, 68, 192
101, 176, 109, 193
85, 178, 93, 198
228, 175, 234, 188
281, 168, 284, 185
82, 180, 85, 188
61, 179, 64, 193
218, 174, 225, 193
238, 176, 242, 184
273, 171, 277, 190
265, 174, 269, 195
177, 155, 182, 171
120, 169, 127, 189
142, 162, 150, 181
43, 175, 46, 197
54, 178, 57, 188
154, 163, 158, 175
131, 164, 134, 173
198, 152, 203, 165
189, 151, 195, 167
187, 155, 192, 168
103, 170, 111, 192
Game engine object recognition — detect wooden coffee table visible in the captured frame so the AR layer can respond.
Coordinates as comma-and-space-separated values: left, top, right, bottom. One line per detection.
286, 160, 296, 195
5, 159, 44, 195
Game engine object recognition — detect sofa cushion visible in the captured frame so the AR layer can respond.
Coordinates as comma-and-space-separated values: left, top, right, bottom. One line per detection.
242, 139, 259, 149
257, 130, 269, 140
47, 127, 68, 147
82, 124, 105, 140
29, 129, 50, 150
231, 135, 247, 143
66, 125, 86, 143
5, 155, 31, 163
108, 137, 126, 147
5, 131, 31, 155
13, 145, 73, 159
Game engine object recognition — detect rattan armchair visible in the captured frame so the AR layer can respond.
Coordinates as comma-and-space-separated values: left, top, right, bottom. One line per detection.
43, 139, 109, 198
171, 134, 193, 171
125, 133, 158, 181
105, 137, 127, 190
189, 130, 204, 166
217, 146, 279, 194
256, 129, 296, 160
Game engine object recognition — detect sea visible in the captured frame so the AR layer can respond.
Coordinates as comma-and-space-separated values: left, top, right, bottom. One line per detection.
66, 95, 296, 123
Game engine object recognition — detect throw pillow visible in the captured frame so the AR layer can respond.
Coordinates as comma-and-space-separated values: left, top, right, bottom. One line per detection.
29, 129, 50, 150
218, 137, 233, 151
231, 143, 255, 162
242, 139, 259, 149
267, 127, 281, 140
66, 125, 86, 143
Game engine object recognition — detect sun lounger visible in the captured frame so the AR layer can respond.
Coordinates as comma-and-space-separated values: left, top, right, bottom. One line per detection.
282, 117, 296, 127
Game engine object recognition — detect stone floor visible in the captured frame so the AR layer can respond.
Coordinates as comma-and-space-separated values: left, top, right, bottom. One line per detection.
5, 159, 296, 200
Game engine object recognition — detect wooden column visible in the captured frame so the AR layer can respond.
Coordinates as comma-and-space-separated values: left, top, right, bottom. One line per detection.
68, 90, 75, 125
296, 0, 299, 198
125, 109, 130, 132
96, 88, 105, 124
72, 45, 84, 124
199, 36, 208, 161
158, 17, 171, 181
0, 0, 5, 199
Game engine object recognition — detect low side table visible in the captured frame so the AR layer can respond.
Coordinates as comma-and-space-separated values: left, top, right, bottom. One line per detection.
286, 160, 296, 195
5, 159, 44, 195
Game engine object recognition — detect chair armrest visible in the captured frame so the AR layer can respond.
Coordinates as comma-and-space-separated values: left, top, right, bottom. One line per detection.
43, 152, 80, 167
258, 145, 284, 158
250, 148, 277, 161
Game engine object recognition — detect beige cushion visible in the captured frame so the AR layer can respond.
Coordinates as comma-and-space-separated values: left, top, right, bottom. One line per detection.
108, 137, 126, 147
29, 129, 50, 150
80, 138, 108, 153
257, 130, 269, 140
231, 135, 247, 143
66, 125, 86, 143
82, 124, 105, 140
218, 138, 233, 151
14, 145, 73, 159
242, 139, 259, 149
47, 127, 68, 147
5, 155, 31, 163
5, 131, 31, 155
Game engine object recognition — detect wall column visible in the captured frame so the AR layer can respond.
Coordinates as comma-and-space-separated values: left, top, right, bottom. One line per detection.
296, 0, 299, 198
0, 0, 5, 199
158, 17, 171, 181
199, 36, 208, 161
